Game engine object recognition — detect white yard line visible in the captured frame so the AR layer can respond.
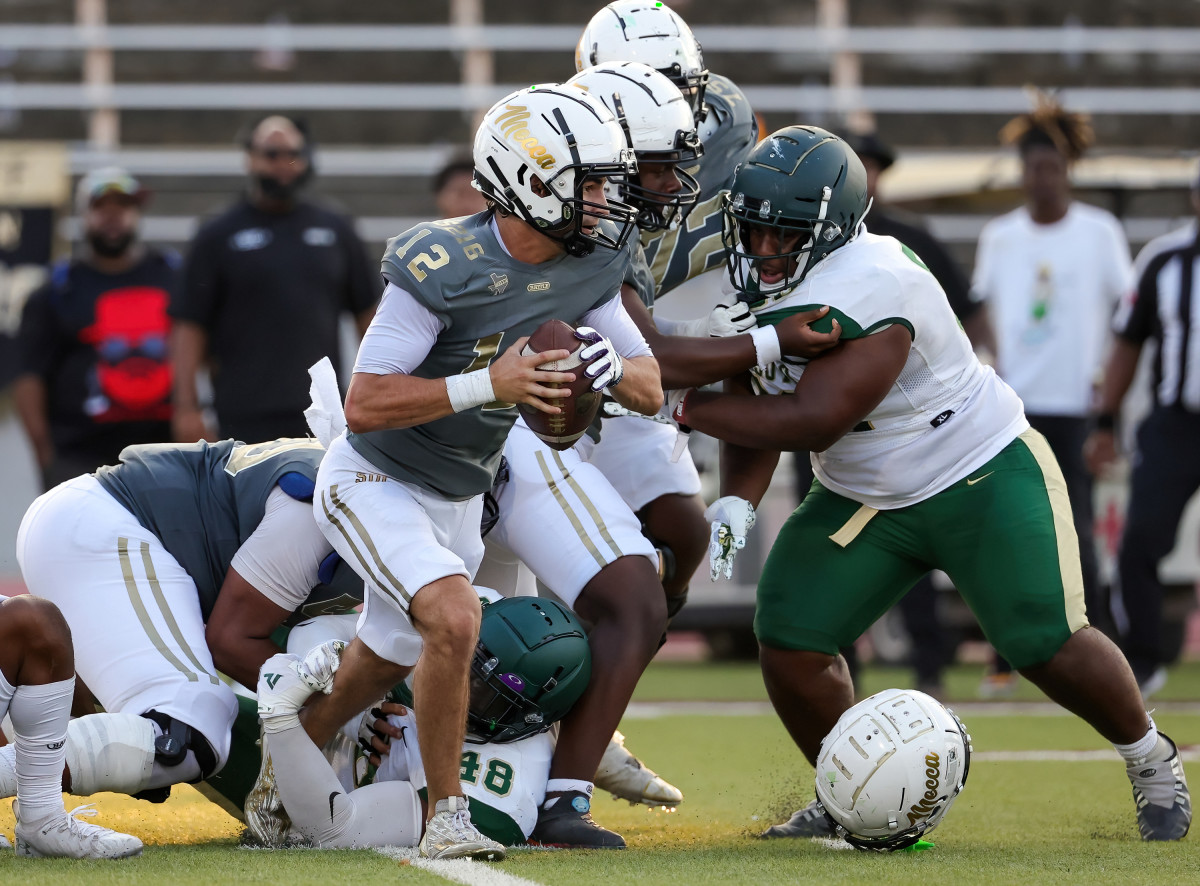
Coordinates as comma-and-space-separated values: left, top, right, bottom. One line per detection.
623, 700, 1200, 718
975, 748, 1200, 762
375, 847, 545, 886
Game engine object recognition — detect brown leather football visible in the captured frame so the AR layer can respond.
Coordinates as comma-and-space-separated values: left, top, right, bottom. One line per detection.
517, 319, 602, 451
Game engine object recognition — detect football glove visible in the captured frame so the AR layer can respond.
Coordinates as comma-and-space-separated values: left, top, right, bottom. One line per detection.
703, 496, 757, 581
671, 302, 757, 338
576, 326, 625, 392
706, 301, 757, 337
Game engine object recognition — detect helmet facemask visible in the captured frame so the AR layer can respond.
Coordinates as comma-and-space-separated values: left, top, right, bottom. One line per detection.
473, 89, 640, 258
465, 647, 554, 744
613, 99, 702, 231
722, 186, 849, 304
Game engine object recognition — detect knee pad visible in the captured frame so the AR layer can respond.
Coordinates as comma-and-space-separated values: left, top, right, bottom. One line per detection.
142, 710, 219, 781
63, 713, 156, 797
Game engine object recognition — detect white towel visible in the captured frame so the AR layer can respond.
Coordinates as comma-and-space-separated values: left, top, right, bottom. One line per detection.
303, 357, 346, 448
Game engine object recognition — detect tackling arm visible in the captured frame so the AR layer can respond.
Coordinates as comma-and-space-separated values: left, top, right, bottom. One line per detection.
680, 325, 911, 452
204, 569, 292, 688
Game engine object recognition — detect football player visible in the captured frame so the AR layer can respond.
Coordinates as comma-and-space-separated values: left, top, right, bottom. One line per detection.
668, 126, 1191, 843
577, 0, 759, 297
243, 593, 589, 849
7, 438, 363, 810
0, 595, 142, 858
476, 65, 839, 834
300, 84, 663, 857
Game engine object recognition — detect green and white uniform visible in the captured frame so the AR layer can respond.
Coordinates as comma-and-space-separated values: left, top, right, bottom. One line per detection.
748, 232, 1089, 669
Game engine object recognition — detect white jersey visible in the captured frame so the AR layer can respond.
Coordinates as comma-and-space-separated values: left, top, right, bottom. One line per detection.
971, 202, 1133, 416
749, 232, 1028, 509
374, 709, 552, 844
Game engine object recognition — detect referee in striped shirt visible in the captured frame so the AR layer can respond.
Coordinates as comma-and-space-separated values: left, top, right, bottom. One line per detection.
1086, 162, 1200, 698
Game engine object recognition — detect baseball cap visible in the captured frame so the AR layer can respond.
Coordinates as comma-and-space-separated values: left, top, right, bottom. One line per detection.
75, 167, 147, 212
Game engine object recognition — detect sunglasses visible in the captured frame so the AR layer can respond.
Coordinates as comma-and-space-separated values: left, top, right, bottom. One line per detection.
253, 148, 304, 161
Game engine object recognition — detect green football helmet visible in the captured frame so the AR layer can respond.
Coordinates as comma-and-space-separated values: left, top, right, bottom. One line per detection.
721, 125, 869, 303
466, 596, 591, 744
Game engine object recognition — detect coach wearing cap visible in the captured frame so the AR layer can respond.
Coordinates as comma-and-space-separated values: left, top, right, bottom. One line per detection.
13, 167, 180, 489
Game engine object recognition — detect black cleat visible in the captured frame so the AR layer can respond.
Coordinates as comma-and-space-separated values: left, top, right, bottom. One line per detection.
528, 791, 626, 849
1128, 732, 1191, 841
760, 799, 837, 839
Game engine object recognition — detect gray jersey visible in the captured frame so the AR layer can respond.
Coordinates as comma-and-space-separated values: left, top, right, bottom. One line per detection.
95, 438, 349, 619
350, 212, 632, 500
642, 75, 754, 299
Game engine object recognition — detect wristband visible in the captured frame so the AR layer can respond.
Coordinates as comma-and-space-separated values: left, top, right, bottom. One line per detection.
750, 325, 782, 368
1095, 412, 1117, 432
446, 368, 496, 413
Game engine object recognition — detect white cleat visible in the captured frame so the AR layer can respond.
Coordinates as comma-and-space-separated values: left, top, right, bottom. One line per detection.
15, 804, 142, 859
1, 832, 10, 849
257, 641, 343, 734
595, 730, 684, 808
419, 796, 505, 861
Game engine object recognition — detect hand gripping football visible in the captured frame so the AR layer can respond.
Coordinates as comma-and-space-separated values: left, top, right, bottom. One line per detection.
517, 319, 603, 451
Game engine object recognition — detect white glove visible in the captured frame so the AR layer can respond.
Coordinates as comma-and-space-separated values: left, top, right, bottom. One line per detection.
669, 302, 758, 339
575, 326, 625, 392
703, 496, 756, 581
706, 301, 757, 337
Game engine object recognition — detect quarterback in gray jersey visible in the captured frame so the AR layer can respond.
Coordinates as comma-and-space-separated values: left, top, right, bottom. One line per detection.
304, 84, 663, 860
11, 438, 362, 811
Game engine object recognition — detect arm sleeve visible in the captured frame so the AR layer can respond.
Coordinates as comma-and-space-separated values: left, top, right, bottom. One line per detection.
352, 282, 443, 375
229, 488, 331, 612
336, 214, 382, 314
15, 285, 59, 378
172, 222, 224, 326
580, 293, 653, 358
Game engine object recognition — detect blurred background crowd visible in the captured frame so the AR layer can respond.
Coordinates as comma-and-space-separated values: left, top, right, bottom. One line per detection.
0, 0, 1197, 697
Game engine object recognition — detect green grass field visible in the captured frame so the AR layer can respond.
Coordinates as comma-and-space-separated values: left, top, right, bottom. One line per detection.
2, 661, 1197, 885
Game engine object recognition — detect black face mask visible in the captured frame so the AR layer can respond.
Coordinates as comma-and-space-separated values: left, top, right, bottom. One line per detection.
255, 173, 306, 203
87, 231, 135, 259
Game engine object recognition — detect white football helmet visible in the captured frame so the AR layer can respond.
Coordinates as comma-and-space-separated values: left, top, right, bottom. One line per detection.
473, 84, 638, 257
814, 688, 972, 851
566, 61, 702, 230
576, 1, 708, 123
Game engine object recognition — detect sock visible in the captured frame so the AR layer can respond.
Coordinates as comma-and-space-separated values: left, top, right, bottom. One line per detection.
543, 778, 593, 809
10, 677, 73, 823
1114, 718, 1164, 766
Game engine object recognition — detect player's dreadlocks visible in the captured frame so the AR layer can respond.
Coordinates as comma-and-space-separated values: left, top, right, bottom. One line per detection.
999, 88, 1094, 162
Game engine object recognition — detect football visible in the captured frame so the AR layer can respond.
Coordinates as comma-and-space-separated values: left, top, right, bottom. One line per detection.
517, 319, 602, 451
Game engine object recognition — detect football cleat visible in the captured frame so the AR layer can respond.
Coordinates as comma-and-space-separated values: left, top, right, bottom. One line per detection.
595, 730, 683, 807
0, 832, 10, 849
419, 796, 505, 861
14, 803, 143, 859
1128, 732, 1191, 841
529, 791, 626, 849
243, 734, 292, 848
760, 798, 837, 839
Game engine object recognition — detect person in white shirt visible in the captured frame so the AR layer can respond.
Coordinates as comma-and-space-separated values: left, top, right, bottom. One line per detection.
970, 95, 1134, 690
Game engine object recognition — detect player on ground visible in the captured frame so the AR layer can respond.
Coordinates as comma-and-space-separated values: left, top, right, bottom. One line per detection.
247, 593, 588, 848
8, 438, 362, 809
298, 84, 662, 858
668, 126, 1191, 843
0, 595, 142, 858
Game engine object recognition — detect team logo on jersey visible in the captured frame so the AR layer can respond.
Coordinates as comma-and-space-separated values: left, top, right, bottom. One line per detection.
494, 105, 557, 170
488, 273, 509, 295
231, 228, 271, 251
303, 226, 336, 247
527, 281, 550, 292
